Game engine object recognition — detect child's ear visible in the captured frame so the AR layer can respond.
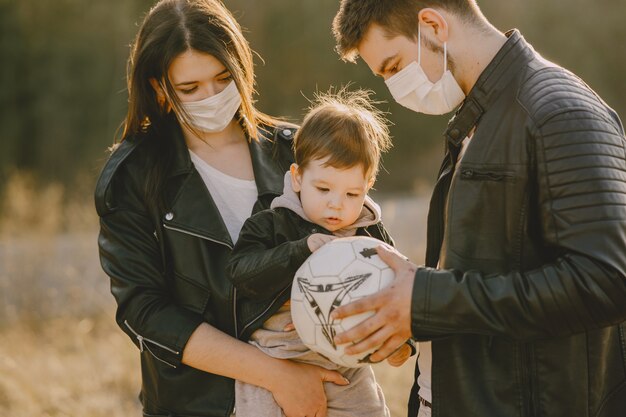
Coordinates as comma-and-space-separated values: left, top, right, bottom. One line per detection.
290, 163, 302, 192
367, 177, 375, 191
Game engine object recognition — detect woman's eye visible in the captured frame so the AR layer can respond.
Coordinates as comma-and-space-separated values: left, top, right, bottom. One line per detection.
179, 86, 197, 95
217, 74, 233, 83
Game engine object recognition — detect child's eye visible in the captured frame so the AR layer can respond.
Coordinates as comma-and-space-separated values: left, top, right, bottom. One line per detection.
316, 187, 329, 193
347, 193, 360, 198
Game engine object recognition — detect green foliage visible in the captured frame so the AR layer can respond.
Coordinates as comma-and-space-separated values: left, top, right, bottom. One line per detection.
1, 0, 624, 192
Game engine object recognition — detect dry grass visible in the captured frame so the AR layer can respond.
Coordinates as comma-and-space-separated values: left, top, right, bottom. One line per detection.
0, 316, 141, 417
0, 172, 428, 417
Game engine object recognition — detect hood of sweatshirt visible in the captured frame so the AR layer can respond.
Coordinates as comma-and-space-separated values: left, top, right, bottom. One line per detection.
270, 172, 381, 237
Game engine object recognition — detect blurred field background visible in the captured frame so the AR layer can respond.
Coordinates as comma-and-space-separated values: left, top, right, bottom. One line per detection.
0, 0, 624, 416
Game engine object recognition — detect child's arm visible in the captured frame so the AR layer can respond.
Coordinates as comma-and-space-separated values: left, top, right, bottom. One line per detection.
226, 210, 312, 300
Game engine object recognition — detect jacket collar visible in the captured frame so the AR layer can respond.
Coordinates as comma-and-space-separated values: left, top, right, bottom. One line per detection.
444, 30, 536, 149
163, 119, 286, 247
165, 117, 284, 196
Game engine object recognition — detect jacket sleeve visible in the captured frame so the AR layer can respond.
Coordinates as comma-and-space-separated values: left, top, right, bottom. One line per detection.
376, 222, 395, 248
226, 210, 312, 300
411, 106, 626, 341
96, 157, 204, 368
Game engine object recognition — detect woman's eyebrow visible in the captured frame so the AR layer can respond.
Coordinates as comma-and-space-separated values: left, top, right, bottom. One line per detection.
175, 69, 230, 86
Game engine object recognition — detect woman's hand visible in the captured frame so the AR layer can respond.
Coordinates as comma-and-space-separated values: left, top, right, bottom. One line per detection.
267, 360, 349, 417
307, 233, 336, 252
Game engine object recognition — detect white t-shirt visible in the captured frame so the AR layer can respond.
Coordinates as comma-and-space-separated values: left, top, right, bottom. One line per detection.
189, 150, 258, 244
418, 136, 471, 406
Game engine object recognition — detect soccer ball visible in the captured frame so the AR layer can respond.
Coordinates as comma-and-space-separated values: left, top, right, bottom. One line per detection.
290, 236, 395, 368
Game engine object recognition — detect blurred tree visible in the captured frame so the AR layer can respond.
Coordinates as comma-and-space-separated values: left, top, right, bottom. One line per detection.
0, 0, 624, 196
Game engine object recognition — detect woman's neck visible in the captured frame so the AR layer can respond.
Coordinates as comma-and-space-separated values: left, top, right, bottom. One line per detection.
183, 120, 246, 153
183, 119, 255, 181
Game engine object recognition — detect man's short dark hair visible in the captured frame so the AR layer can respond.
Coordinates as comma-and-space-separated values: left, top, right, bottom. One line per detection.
333, 0, 482, 62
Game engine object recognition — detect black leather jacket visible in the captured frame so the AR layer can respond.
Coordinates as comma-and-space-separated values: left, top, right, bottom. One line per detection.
408, 30, 626, 417
226, 207, 395, 341
95, 117, 295, 417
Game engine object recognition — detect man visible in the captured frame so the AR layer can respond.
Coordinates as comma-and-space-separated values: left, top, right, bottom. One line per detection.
330, 1, 626, 416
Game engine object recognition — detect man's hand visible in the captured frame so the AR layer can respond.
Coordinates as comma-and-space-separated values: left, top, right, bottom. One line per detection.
331, 245, 417, 363
307, 233, 337, 252
386, 343, 413, 367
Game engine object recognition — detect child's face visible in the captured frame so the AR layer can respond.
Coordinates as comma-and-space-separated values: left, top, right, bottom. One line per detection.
290, 159, 373, 232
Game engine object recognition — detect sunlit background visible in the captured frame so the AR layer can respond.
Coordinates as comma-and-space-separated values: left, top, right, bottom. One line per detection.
0, 0, 624, 416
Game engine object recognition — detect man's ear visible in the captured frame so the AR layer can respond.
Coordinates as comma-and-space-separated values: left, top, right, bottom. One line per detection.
290, 163, 302, 193
418, 8, 449, 43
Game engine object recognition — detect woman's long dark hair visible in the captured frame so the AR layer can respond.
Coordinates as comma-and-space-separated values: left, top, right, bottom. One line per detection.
119, 0, 278, 211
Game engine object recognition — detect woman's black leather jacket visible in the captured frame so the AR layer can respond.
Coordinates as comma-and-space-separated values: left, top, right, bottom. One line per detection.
95, 118, 296, 416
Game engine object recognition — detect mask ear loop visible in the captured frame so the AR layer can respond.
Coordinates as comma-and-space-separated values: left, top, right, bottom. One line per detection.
417, 23, 422, 66
419, 22, 448, 73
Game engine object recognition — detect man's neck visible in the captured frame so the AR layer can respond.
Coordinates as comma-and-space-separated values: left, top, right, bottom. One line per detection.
454, 27, 508, 95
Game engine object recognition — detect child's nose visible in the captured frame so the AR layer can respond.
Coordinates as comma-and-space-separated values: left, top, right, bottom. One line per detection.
328, 194, 343, 209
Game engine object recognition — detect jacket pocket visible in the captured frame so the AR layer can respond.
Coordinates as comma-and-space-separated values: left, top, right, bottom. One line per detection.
445, 165, 526, 263
460, 168, 516, 182
173, 272, 211, 315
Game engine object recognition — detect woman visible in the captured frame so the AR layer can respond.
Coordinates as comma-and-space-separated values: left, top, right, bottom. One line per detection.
95, 1, 347, 416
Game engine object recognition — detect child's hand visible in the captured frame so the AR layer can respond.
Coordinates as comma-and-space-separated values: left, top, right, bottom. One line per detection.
281, 300, 296, 331
386, 343, 412, 367
307, 233, 337, 252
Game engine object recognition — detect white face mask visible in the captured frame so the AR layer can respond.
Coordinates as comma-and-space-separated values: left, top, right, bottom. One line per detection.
385, 24, 465, 115
180, 80, 242, 133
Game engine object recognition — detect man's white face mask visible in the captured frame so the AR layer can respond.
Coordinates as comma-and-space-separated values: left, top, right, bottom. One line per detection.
180, 80, 242, 133
385, 22, 465, 115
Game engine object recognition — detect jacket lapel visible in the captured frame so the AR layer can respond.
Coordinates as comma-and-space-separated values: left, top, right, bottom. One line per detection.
162, 123, 286, 248
249, 134, 286, 198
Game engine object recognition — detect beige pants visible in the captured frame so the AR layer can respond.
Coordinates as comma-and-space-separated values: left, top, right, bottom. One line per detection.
235, 306, 390, 417
417, 405, 432, 417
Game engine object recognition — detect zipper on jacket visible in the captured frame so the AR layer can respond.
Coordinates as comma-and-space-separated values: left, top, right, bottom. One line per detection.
233, 287, 239, 338
162, 224, 233, 250
425, 164, 453, 266
162, 223, 240, 339
124, 320, 179, 368
520, 343, 537, 417
239, 285, 291, 339
460, 169, 514, 181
